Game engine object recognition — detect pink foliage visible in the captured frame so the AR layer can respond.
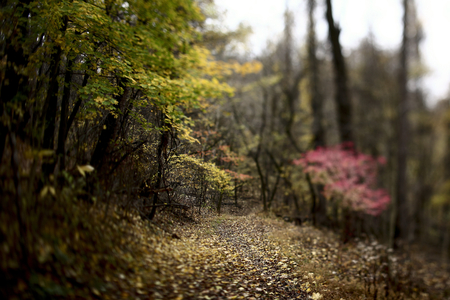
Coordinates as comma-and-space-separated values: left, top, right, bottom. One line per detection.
293, 143, 390, 216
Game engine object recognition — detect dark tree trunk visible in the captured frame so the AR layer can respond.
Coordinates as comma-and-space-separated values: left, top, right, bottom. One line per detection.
325, 0, 353, 143
254, 156, 267, 211
394, 0, 410, 245
308, 0, 325, 148
9, 132, 29, 266
282, 10, 303, 150
90, 79, 131, 173
66, 70, 90, 136
56, 55, 74, 172
0, 1, 32, 160
306, 174, 317, 226
148, 114, 169, 220
42, 17, 68, 150
42, 48, 63, 151
255, 89, 269, 211
217, 192, 224, 215
42, 17, 69, 175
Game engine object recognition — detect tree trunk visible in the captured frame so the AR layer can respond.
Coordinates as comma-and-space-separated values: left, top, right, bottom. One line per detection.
56, 55, 74, 172
234, 177, 238, 206
306, 174, 317, 226
394, 0, 410, 246
42, 17, 69, 175
254, 156, 267, 211
0, 1, 32, 160
282, 10, 303, 150
148, 114, 169, 220
325, 0, 353, 143
66, 69, 91, 136
90, 79, 131, 173
308, 0, 325, 148
217, 191, 224, 215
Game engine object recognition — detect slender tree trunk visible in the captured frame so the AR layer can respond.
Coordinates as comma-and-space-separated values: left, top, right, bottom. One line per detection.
234, 178, 238, 206
42, 17, 69, 175
217, 191, 224, 215
282, 10, 303, 148
66, 70, 90, 135
394, 0, 410, 246
148, 114, 169, 220
342, 207, 353, 243
440, 101, 450, 261
306, 174, 317, 226
254, 157, 267, 211
442, 207, 450, 263
42, 17, 68, 150
9, 131, 29, 266
254, 89, 269, 211
268, 173, 281, 209
42, 48, 63, 151
308, 0, 325, 148
325, 0, 353, 143
56, 55, 74, 172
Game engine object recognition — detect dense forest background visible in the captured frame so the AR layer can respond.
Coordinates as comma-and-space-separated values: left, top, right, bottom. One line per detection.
1, 0, 450, 298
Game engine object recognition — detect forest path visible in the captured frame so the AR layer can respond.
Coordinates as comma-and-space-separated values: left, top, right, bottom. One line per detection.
147, 214, 312, 299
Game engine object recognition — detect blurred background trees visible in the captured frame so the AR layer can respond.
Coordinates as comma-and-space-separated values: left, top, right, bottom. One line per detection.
202, 0, 450, 262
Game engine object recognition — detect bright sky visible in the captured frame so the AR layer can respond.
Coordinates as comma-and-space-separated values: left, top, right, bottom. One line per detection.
214, 0, 450, 106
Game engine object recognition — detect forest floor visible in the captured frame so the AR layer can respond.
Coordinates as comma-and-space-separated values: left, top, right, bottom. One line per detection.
147, 213, 313, 299
124, 208, 450, 300
3, 203, 450, 299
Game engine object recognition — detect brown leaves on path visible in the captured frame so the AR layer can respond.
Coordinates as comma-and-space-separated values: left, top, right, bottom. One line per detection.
144, 213, 450, 300
144, 215, 310, 299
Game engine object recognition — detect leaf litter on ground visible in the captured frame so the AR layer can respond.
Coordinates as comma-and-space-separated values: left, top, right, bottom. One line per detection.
3, 204, 450, 299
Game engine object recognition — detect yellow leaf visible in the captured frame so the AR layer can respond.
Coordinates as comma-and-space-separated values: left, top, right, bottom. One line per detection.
49, 187, 56, 196
77, 165, 95, 177
92, 288, 100, 296
40, 186, 49, 198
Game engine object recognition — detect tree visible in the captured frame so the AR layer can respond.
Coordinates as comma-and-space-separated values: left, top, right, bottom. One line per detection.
294, 143, 391, 240
307, 0, 324, 148
393, 0, 411, 246
325, 0, 353, 143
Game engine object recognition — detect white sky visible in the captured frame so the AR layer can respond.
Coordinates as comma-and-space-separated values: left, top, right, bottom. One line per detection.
213, 0, 450, 106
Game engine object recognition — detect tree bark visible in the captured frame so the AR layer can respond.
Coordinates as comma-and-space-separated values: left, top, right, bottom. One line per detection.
394, 0, 410, 246
42, 17, 69, 175
308, 0, 325, 148
282, 10, 303, 149
148, 114, 169, 220
0, 1, 32, 161
56, 55, 74, 172
42, 17, 68, 150
90, 79, 131, 173
325, 0, 353, 143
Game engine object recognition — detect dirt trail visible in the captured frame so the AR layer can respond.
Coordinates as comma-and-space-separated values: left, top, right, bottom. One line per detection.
147, 215, 310, 299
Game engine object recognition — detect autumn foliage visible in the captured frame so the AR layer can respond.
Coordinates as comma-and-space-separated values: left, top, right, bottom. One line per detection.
293, 143, 390, 216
